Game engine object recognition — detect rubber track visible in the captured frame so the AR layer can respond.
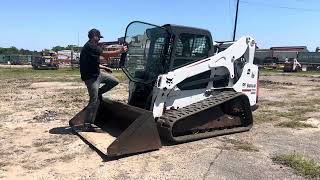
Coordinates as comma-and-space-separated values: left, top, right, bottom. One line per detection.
157, 91, 253, 143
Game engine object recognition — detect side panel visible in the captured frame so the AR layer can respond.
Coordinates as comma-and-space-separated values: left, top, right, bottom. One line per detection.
163, 89, 207, 110
232, 64, 259, 106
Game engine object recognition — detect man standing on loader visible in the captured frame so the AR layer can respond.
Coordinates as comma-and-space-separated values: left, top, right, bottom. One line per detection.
80, 28, 127, 130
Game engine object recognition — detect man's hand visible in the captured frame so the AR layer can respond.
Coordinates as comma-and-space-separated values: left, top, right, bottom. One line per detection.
100, 44, 128, 60
121, 45, 128, 53
99, 64, 112, 73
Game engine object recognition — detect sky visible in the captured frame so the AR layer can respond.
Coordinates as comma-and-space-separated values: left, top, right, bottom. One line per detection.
1, 0, 319, 51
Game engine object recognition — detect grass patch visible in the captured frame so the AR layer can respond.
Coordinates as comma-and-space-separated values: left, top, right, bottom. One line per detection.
264, 100, 317, 121
260, 69, 320, 77
22, 163, 42, 170
223, 139, 259, 152
287, 92, 297, 96
272, 154, 320, 178
20, 145, 31, 149
234, 143, 259, 152
253, 110, 277, 124
276, 121, 317, 129
310, 87, 320, 91
0, 67, 127, 83
14, 127, 23, 131
0, 161, 7, 168
297, 99, 320, 106
274, 106, 318, 122
61, 88, 87, 97
0, 112, 13, 118
0, 67, 81, 81
36, 147, 52, 152
59, 153, 76, 163
259, 99, 287, 107
32, 139, 58, 147
0, 151, 13, 157
259, 83, 287, 90
253, 100, 318, 125
290, 107, 318, 116
0, 161, 11, 171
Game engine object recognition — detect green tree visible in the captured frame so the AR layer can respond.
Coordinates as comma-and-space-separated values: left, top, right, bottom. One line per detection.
52, 46, 65, 52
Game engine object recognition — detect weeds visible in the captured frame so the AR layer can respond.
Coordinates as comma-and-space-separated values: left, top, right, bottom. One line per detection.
254, 97, 319, 127
260, 69, 320, 77
0, 112, 13, 119
0, 161, 7, 168
253, 110, 278, 124
310, 87, 320, 91
36, 147, 52, 152
259, 99, 287, 107
234, 143, 259, 152
222, 138, 259, 152
276, 121, 316, 129
59, 153, 76, 163
0, 161, 11, 171
22, 163, 42, 170
33, 110, 58, 123
32, 139, 58, 147
272, 154, 320, 178
275, 106, 318, 123
0, 67, 127, 83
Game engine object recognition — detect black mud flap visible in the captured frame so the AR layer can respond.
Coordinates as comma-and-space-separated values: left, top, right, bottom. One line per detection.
69, 98, 162, 157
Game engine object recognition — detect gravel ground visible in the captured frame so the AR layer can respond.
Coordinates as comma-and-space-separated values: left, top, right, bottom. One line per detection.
0, 72, 319, 180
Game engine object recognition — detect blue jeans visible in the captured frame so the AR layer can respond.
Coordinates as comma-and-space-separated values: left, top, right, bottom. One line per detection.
84, 72, 119, 124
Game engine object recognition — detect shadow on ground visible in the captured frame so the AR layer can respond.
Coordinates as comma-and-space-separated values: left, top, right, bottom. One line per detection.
49, 126, 74, 135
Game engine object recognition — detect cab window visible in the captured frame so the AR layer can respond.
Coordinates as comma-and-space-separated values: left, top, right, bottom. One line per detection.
173, 33, 210, 68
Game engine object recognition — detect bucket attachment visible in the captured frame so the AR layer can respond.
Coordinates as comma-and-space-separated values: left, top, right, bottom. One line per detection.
69, 98, 162, 157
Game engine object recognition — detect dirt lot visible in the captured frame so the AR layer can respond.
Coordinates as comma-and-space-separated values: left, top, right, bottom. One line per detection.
0, 67, 320, 180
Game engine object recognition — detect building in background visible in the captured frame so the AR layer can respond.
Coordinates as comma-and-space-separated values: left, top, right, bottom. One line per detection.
0, 55, 7, 64
254, 48, 272, 65
57, 50, 80, 64
0, 55, 32, 64
270, 46, 308, 63
254, 46, 309, 65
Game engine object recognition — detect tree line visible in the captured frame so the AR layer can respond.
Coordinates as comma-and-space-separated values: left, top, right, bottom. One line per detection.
0, 47, 40, 55
0, 45, 81, 55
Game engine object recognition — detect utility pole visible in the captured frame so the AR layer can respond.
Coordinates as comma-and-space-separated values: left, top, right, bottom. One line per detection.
233, 0, 240, 41
77, 32, 79, 49
71, 46, 74, 70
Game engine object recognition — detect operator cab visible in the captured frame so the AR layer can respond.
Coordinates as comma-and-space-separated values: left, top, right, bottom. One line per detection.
121, 21, 214, 83
120, 21, 231, 109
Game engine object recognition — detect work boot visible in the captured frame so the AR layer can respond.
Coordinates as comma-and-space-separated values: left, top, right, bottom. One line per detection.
78, 123, 96, 132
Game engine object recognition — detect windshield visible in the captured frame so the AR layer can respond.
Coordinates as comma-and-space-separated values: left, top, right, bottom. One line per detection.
123, 22, 170, 83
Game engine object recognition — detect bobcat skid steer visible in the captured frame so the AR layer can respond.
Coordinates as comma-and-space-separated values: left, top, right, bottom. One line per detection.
69, 21, 259, 157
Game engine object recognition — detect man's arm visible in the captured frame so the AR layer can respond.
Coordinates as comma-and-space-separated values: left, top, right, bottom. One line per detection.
99, 64, 112, 73
100, 45, 128, 60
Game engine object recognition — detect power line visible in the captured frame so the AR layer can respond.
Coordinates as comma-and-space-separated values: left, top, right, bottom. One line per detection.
241, 0, 320, 12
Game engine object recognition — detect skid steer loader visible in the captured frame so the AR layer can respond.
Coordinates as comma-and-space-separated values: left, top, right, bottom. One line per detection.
70, 21, 259, 157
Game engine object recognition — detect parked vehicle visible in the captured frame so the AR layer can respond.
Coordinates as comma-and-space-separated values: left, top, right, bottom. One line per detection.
31, 51, 59, 70
283, 58, 301, 72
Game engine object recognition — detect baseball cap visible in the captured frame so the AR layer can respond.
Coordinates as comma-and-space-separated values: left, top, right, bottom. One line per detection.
88, 29, 104, 39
